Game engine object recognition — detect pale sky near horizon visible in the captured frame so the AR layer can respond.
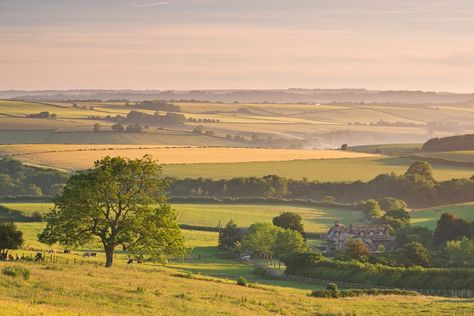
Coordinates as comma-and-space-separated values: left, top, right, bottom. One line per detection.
1, 0, 474, 92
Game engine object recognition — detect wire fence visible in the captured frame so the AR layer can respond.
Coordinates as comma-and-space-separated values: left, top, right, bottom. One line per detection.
251, 261, 474, 298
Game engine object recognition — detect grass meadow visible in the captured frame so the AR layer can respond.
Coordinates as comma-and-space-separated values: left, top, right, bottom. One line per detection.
411, 202, 474, 230
3, 222, 474, 315
2, 202, 364, 234
2, 259, 473, 315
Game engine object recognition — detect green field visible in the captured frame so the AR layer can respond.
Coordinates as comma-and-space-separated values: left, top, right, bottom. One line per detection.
350, 143, 422, 154
418, 151, 474, 163
4, 222, 474, 315
174, 203, 362, 233
163, 157, 474, 181
2, 202, 363, 234
411, 202, 474, 229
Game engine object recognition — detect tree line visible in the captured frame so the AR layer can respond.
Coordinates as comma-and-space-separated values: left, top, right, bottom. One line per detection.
0, 157, 68, 197
3, 158, 474, 209
422, 133, 474, 152
169, 161, 474, 208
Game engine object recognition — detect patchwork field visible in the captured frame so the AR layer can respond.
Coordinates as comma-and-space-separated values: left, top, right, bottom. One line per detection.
1, 99, 473, 148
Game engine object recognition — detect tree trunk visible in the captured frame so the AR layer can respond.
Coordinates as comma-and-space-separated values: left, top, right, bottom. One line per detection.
104, 245, 114, 268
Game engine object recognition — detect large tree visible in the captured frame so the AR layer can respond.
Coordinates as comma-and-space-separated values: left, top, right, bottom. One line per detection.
405, 161, 435, 184
272, 212, 306, 239
242, 223, 280, 258
38, 155, 185, 267
273, 229, 307, 260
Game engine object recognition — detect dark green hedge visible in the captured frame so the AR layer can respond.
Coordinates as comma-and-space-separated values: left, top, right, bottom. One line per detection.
310, 288, 419, 298
284, 253, 474, 290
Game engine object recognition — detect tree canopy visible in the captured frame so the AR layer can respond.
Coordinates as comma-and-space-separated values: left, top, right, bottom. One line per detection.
0, 222, 23, 258
433, 213, 471, 247
38, 155, 185, 267
405, 161, 434, 184
218, 220, 242, 250
343, 239, 369, 261
402, 241, 430, 267
272, 212, 305, 239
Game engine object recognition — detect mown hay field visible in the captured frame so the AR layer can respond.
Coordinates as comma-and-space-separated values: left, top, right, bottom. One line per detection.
0, 144, 377, 171
163, 157, 474, 181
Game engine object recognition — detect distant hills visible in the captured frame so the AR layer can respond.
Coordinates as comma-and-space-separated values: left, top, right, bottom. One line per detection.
1, 89, 474, 104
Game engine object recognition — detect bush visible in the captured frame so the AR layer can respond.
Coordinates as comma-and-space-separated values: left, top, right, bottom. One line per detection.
310, 288, 419, 298
236, 276, 249, 287
2, 265, 30, 280
326, 283, 338, 291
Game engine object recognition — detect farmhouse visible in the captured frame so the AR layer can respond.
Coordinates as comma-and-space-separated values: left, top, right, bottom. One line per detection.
325, 221, 395, 253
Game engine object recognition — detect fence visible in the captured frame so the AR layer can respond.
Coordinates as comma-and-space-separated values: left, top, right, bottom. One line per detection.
251, 261, 474, 298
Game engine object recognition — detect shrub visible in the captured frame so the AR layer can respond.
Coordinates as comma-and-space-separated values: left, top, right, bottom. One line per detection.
2, 266, 30, 280
236, 276, 249, 287
326, 283, 338, 291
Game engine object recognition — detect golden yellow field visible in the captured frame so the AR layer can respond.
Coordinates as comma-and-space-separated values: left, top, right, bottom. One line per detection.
0, 144, 377, 171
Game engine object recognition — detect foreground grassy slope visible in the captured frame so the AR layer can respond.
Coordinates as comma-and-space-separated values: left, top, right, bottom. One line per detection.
2, 260, 473, 316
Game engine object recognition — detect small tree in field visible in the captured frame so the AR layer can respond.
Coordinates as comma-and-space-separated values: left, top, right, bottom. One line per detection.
38, 155, 185, 267
0, 223, 23, 259
218, 220, 242, 250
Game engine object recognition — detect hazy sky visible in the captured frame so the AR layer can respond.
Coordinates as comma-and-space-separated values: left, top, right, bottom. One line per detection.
1, 0, 474, 92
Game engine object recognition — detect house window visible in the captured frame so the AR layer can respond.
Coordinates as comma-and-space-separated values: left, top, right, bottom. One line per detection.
369, 231, 374, 236
359, 232, 364, 236
379, 230, 383, 235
